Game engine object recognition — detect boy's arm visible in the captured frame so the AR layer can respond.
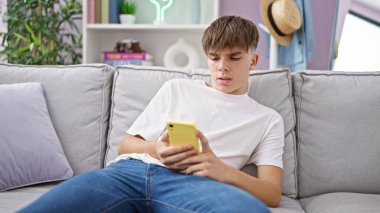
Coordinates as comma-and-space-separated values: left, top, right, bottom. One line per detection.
227, 165, 282, 207
117, 134, 158, 158
118, 134, 198, 169
177, 130, 282, 207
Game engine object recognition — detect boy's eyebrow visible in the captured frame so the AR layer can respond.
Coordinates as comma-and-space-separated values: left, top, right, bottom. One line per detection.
208, 52, 219, 56
208, 51, 243, 56
229, 51, 243, 56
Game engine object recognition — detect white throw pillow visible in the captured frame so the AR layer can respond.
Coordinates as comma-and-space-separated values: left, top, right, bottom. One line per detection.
0, 82, 73, 191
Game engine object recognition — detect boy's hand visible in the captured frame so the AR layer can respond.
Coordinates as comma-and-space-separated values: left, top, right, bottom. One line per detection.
154, 131, 197, 171
177, 130, 234, 183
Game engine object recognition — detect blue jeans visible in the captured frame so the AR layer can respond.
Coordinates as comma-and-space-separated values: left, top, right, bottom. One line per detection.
20, 159, 269, 213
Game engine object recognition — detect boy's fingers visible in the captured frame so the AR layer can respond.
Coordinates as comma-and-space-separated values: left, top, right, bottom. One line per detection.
160, 145, 194, 157
196, 129, 211, 153
160, 131, 169, 142
163, 149, 197, 166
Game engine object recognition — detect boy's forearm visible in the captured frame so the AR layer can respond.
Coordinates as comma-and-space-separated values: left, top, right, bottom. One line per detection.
117, 135, 158, 158
225, 168, 281, 207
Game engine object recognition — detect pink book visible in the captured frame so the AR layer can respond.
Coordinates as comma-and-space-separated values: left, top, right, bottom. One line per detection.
87, 0, 95, 24
103, 52, 153, 61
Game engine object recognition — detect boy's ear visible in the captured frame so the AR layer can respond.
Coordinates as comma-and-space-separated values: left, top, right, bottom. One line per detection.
250, 53, 259, 69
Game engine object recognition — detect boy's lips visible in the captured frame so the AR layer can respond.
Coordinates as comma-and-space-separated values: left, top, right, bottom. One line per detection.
217, 76, 232, 85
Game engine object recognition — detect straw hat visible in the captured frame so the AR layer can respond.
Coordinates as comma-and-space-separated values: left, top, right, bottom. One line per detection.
261, 0, 302, 46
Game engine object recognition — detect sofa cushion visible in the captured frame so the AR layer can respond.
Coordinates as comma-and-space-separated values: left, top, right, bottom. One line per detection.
105, 65, 297, 197
0, 83, 72, 191
0, 182, 57, 213
0, 64, 114, 175
300, 192, 380, 213
269, 196, 305, 213
293, 71, 380, 198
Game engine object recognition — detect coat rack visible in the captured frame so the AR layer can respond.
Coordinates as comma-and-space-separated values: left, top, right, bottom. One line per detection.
259, 23, 278, 69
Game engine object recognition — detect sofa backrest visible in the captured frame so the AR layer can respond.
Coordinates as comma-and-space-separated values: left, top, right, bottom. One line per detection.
293, 71, 380, 198
0, 64, 114, 175
105, 65, 297, 198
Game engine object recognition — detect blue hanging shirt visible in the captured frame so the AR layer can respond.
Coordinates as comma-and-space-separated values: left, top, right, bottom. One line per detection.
266, 0, 315, 71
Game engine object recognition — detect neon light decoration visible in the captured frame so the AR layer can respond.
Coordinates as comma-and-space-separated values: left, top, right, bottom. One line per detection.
149, 0, 174, 24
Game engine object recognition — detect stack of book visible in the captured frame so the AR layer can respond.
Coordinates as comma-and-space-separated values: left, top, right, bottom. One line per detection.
103, 52, 154, 67
87, 0, 123, 24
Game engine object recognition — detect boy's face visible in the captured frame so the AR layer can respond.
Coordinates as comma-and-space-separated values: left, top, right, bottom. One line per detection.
207, 47, 258, 95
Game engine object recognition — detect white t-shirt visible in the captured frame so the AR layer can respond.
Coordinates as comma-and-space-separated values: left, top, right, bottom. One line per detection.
109, 79, 284, 169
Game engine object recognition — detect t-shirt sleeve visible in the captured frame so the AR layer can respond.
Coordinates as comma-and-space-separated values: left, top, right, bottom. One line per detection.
248, 112, 284, 169
127, 81, 171, 142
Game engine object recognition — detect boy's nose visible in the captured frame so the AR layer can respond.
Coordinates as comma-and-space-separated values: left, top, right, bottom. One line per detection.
218, 59, 229, 72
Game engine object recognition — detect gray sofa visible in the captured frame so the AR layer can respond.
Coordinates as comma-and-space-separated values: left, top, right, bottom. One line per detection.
0, 63, 379, 213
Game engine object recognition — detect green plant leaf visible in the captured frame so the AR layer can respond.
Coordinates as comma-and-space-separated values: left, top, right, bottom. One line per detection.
12, 45, 30, 54
29, 43, 35, 51
14, 33, 30, 44
121, 0, 137, 15
3, 0, 82, 64
25, 23, 46, 55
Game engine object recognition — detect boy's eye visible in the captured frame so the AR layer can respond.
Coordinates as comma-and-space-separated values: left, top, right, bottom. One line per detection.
231, 57, 241, 60
210, 56, 219, 60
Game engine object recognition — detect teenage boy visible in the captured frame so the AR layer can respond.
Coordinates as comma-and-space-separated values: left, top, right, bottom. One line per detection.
22, 16, 284, 213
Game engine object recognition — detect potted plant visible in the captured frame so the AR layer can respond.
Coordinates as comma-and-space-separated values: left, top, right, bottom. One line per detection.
120, 0, 137, 24
0, 0, 82, 65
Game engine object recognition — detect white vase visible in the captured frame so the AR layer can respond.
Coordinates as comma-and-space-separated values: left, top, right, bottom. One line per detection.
163, 38, 199, 68
120, 14, 136, 24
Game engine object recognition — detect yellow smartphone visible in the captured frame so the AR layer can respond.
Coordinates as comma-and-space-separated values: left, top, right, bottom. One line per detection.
166, 120, 200, 154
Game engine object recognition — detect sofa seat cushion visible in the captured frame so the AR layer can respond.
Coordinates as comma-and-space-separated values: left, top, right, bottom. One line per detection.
106, 66, 297, 197
0, 64, 115, 175
293, 71, 380, 198
0, 182, 58, 213
300, 192, 380, 213
269, 196, 305, 213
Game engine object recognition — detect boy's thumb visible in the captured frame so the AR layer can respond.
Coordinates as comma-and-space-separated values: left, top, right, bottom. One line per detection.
197, 130, 211, 153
